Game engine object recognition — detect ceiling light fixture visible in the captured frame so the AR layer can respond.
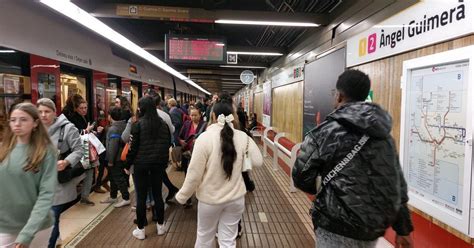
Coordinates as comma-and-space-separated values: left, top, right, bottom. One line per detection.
227, 51, 283, 56
0, 50, 16, 53
220, 65, 267, 69
215, 19, 319, 27
221, 78, 241, 81
39, 0, 210, 95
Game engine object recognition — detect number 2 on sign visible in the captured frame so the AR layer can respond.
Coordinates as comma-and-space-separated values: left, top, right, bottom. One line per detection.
368, 33, 377, 54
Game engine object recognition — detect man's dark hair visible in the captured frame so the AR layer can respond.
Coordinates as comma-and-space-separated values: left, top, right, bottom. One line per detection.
153, 94, 162, 107
145, 88, 158, 97
108, 107, 122, 121
336, 69, 371, 102
218, 91, 233, 104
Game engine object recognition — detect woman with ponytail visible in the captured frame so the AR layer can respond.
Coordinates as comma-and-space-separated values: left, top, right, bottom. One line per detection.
176, 99, 263, 248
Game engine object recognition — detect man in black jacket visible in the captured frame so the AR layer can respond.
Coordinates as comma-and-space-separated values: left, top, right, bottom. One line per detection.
292, 70, 413, 248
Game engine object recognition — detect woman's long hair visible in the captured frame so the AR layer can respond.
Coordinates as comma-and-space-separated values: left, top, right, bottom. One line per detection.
213, 99, 236, 180
62, 94, 85, 117
117, 95, 132, 112
0, 103, 53, 173
138, 96, 161, 139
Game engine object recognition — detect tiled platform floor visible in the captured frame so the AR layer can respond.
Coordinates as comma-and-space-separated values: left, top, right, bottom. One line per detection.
65, 145, 315, 247
62, 143, 392, 247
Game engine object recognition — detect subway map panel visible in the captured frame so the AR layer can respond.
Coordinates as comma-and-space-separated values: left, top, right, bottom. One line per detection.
405, 61, 469, 216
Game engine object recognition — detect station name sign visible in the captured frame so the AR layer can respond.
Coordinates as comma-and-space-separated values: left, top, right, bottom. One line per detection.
347, 1, 473, 67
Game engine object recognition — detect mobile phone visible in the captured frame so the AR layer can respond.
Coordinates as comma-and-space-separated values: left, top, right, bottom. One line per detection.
90, 121, 97, 127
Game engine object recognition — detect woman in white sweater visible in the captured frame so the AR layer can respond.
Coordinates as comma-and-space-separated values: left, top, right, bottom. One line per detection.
176, 99, 263, 248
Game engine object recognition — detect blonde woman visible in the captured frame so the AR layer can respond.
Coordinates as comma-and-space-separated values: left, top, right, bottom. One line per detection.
0, 103, 57, 247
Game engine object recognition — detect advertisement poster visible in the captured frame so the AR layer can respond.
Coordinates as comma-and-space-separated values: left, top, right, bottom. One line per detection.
303, 48, 345, 136
4, 76, 20, 94
244, 91, 249, 114
263, 81, 272, 127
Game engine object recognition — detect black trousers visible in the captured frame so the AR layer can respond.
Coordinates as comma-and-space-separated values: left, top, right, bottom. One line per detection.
181, 156, 190, 175
163, 165, 179, 192
135, 165, 165, 228
109, 164, 129, 200
95, 153, 109, 188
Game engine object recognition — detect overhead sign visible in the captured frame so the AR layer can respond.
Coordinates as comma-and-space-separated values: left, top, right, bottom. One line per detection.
116, 4, 213, 23
240, 70, 255, 84
347, 0, 473, 67
271, 63, 304, 88
227, 53, 238, 64
165, 34, 226, 64
129, 64, 137, 74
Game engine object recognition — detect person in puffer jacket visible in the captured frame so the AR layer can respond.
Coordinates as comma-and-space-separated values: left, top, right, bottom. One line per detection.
126, 97, 171, 240
292, 70, 414, 248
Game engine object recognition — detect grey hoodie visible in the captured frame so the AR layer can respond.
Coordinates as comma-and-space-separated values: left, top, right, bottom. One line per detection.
106, 120, 127, 165
48, 114, 85, 205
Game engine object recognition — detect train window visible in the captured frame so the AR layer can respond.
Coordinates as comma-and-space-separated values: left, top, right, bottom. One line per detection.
60, 73, 86, 108
37, 73, 56, 101
106, 82, 117, 110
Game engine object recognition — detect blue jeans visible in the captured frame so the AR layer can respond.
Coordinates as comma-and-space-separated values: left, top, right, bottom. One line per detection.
48, 199, 78, 248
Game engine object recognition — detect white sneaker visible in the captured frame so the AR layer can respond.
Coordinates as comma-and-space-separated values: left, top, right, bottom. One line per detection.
100, 197, 117, 204
114, 199, 131, 208
157, 222, 166, 236
132, 227, 145, 240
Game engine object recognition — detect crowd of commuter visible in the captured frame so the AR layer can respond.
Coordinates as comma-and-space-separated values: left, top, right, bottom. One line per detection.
0, 70, 413, 248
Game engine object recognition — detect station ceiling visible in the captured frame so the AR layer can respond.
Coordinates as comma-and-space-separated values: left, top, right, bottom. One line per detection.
69, 0, 398, 95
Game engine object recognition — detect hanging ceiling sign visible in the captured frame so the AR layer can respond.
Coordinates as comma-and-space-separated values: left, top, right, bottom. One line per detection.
116, 4, 213, 23
227, 53, 238, 64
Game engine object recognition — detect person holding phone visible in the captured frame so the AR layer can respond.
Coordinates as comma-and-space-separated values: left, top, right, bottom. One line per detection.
62, 94, 102, 206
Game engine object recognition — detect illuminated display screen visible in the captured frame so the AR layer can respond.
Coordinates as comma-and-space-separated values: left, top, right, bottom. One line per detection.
165, 35, 226, 64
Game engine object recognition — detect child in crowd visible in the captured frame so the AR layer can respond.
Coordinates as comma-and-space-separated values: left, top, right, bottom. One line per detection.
100, 107, 130, 207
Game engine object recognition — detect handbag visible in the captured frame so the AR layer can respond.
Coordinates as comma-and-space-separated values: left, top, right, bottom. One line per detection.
242, 136, 252, 172
315, 134, 370, 196
79, 131, 90, 169
88, 132, 106, 154
89, 143, 99, 163
57, 124, 85, 184
171, 146, 183, 163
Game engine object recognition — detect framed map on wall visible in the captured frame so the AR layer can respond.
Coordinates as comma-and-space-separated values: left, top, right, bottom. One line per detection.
400, 45, 474, 237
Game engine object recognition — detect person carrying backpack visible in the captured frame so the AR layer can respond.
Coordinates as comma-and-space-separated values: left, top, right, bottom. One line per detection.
292, 70, 414, 248
101, 107, 130, 208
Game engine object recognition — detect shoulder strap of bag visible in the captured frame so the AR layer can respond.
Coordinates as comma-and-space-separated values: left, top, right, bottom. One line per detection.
316, 134, 370, 196
196, 122, 207, 136
57, 124, 67, 148
245, 135, 250, 155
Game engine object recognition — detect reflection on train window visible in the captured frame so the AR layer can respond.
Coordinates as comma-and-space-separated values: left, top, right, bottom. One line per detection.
107, 82, 117, 110
60, 73, 86, 108
38, 73, 56, 101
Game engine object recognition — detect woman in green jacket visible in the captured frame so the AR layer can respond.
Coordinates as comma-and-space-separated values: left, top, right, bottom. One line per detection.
0, 103, 57, 248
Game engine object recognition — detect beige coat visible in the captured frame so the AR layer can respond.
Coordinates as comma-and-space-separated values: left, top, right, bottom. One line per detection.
176, 123, 263, 205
